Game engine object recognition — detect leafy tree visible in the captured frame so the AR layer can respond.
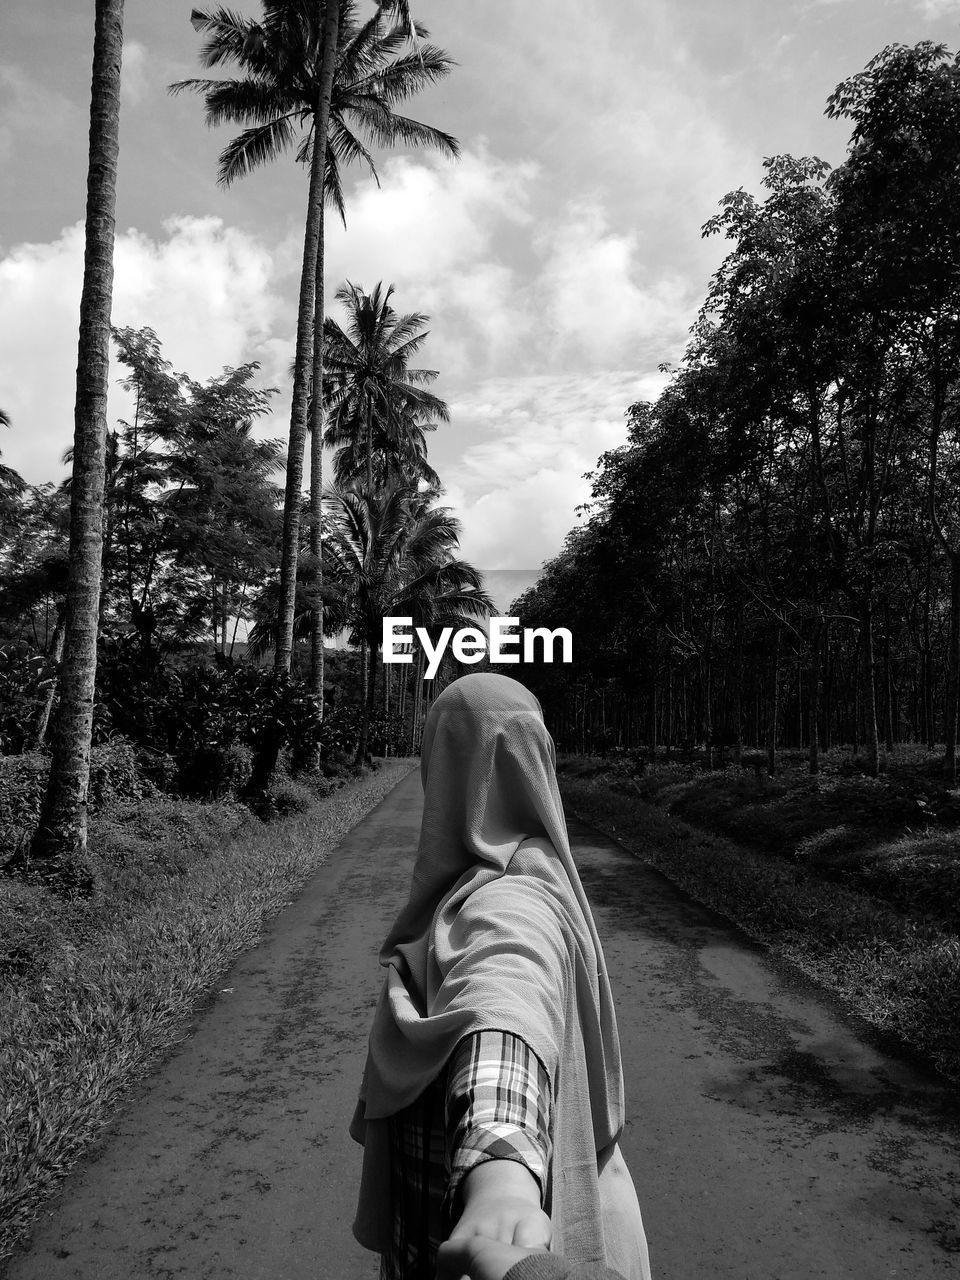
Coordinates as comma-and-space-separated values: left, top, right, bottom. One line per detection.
105, 328, 282, 660
826, 41, 960, 780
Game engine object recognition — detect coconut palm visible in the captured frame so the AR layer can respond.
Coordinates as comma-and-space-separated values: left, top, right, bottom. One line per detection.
0, 410, 26, 536
323, 280, 449, 491
325, 479, 492, 761
329, 402, 441, 489
171, 1, 458, 691
20, 0, 125, 892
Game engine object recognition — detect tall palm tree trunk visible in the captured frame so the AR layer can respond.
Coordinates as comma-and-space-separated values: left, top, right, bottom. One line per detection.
27, 0, 124, 890
309, 183, 327, 700
275, 0, 340, 673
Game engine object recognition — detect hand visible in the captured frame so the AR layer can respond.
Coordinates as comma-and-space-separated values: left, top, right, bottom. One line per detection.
453, 1158, 551, 1248
436, 1235, 549, 1280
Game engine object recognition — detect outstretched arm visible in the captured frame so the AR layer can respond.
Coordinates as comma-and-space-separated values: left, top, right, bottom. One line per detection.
443, 1031, 553, 1256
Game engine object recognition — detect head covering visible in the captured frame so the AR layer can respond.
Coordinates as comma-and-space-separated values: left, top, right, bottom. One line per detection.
352, 673, 625, 1264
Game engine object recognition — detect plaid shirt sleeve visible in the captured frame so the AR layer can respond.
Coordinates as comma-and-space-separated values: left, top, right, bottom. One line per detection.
443, 1030, 553, 1214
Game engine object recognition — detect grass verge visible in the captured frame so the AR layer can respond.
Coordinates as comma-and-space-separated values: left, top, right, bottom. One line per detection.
559, 755, 960, 1084
0, 759, 415, 1263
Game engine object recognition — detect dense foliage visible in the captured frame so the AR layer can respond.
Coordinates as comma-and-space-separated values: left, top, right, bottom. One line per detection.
512, 42, 960, 783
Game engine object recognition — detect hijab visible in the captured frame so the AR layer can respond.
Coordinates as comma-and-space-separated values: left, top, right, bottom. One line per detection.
351, 672, 625, 1264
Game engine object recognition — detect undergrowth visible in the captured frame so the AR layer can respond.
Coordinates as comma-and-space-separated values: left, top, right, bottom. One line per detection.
559, 748, 960, 1082
0, 759, 415, 1263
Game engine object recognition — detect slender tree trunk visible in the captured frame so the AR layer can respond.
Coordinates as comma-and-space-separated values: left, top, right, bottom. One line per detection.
766, 626, 780, 778
366, 399, 374, 492
275, 0, 340, 672
945, 554, 960, 785
26, 0, 124, 890
732, 608, 743, 768
861, 600, 880, 777
355, 636, 370, 763
229, 580, 248, 659
33, 605, 68, 749
308, 144, 329, 701
808, 616, 822, 776
883, 601, 894, 753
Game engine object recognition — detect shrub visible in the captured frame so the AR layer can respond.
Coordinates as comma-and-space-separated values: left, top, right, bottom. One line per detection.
88, 737, 146, 810
0, 755, 48, 858
0, 647, 57, 756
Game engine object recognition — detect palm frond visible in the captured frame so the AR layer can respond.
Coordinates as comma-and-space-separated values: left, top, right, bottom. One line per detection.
218, 116, 299, 184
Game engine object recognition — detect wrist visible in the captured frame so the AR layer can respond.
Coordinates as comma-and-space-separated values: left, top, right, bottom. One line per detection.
461, 1158, 542, 1207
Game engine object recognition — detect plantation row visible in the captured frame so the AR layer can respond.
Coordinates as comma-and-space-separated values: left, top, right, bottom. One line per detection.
511, 44, 960, 786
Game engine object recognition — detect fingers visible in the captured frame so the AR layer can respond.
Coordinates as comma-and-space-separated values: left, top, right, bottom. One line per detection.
513, 1214, 551, 1249
435, 1236, 473, 1280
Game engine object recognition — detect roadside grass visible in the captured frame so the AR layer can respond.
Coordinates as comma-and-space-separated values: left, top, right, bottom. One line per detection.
559, 748, 960, 1082
0, 758, 415, 1263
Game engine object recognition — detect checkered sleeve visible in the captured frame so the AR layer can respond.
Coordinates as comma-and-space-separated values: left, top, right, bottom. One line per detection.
444, 1030, 552, 1215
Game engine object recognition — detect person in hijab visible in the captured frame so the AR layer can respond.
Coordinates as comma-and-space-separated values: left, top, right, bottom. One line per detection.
350, 673, 651, 1280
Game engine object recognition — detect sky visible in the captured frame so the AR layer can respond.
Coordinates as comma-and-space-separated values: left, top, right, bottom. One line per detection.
3, 0, 960, 604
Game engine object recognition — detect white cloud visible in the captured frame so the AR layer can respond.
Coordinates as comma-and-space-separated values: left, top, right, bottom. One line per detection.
326, 148, 538, 377
915, 0, 960, 16
534, 201, 695, 369
438, 370, 669, 573
0, 217, 293, 483
120, 40, 149, 108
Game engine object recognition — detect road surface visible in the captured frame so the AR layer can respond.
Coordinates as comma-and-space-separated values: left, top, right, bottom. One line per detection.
4, 767, 959, 1280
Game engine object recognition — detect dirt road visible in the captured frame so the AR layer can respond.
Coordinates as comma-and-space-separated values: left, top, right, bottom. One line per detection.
4, 767, 959, 1280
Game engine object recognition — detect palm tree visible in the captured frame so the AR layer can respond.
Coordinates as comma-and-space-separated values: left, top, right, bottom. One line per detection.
325, 478, 492, 761
171, 1, 458, 691
0, 410, 26, 536
323, 280, 449, 490
24, 0, 125, 891
329, 401, 441, 489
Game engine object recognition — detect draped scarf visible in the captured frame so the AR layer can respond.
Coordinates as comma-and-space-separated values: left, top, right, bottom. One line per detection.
351, 673, 625, 1266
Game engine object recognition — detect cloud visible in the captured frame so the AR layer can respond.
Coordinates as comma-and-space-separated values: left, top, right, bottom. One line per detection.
120, 40, 149, 108
325, 148, 699, 383
438, 370, 669, 573
325, 147, 538, 378
915, 0, 960, 17
0, 64, 79, 168
0, 216, 293, 483
534, 201, 695, 370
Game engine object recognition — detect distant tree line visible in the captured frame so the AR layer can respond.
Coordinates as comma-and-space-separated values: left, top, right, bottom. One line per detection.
512, 42, 960, 784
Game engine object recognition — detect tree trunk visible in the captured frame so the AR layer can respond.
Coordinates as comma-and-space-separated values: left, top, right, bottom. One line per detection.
766, 626, 780, 778
945, 553, 960, 785
860, 600, 880, 778
275, 0, 341, 673
33, 605, 68, 749
366, 398, 374, 493
308, 131, 329, 702
808, 616, 821, 776
355, 636, 370, 764
26, 0, 124, 892
732, 610, 743, 768
883, 601, 894, 753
